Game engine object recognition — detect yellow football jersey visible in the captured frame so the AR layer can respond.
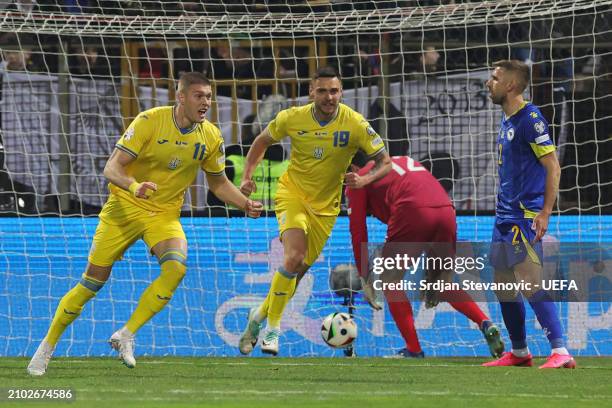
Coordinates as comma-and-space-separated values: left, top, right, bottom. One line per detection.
268, 102, 385, 216
109, 105, 225, 213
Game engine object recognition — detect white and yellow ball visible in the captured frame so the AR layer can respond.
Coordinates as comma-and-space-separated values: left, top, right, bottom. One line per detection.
320, 312, 357, 349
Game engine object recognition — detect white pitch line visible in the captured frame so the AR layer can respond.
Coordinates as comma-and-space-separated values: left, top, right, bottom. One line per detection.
74, 388, 612, 401
52, 359, 612, 370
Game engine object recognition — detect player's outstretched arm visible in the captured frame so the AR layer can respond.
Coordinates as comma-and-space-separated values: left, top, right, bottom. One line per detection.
207, 172, 263, 218
532, 151, 561, 242
240, 128, 276, 196
103, 148, 157, 199
344, 150, 392, 189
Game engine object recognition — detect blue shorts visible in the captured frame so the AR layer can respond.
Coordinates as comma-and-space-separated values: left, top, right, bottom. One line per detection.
489, 218, 543, 270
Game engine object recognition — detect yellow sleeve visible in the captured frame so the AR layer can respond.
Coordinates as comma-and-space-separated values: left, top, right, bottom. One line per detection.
115, 112, 155, 158
267, 109, 289, 142
354, 114, 385, 157
202, 127, 226, 176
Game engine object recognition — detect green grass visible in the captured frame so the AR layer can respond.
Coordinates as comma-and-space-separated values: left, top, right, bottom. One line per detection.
2, 357, 612, 407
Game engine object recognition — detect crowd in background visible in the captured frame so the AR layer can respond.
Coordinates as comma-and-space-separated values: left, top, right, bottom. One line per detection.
0, 1, 610, 214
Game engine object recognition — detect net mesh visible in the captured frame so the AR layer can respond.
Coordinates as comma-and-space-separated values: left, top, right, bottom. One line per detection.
0, 0, 610, 357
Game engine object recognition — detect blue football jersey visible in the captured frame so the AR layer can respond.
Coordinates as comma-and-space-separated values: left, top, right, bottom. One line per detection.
496, 102, 555, 219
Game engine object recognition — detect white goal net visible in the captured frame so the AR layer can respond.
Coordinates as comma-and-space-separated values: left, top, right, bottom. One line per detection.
0, 0, 610, 358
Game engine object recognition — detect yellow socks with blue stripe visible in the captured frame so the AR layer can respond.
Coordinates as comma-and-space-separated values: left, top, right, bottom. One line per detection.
265, 267, 297, 330
45, 274, 104, 346
125, 250, 186, 334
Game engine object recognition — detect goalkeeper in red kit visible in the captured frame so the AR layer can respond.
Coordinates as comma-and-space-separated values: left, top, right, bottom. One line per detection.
346, 155, 504, 358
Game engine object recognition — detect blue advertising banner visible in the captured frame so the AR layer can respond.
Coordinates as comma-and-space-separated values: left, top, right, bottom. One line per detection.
1, 216, 610, 357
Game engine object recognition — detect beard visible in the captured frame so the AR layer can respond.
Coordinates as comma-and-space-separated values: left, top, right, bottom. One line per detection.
490, 93, 505, 105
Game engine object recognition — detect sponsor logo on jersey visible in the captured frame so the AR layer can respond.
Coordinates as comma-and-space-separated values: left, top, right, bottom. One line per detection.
175, 141, 188, 146
157, 138, 169, 144
297, 130, 308, 135
315, 131, 327, 137
124, 127, 135, 141
371, 136, 383, 146
168, 157, 182, 170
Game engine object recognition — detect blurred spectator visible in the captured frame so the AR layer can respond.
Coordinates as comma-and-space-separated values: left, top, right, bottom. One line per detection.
174, 47, 208, 79
209, 43, 273, 99
138, 47, 166, 79
69, 44, 111, 78
412, 46, 440, 77
390, 45, 441, 80
5, 0, 37, 13
0, 47, 35, 73
207, 136, 288, 209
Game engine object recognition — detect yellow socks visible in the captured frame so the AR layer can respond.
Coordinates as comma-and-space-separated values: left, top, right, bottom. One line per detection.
45, 274, 104, 346
254, 293, 270, 322
125, 253, 186, 334
255, 273, 300, 323
266, 268, 297, 329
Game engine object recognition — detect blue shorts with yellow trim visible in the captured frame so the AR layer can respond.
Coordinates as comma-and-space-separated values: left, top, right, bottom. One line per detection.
89, 195, 186, 267
489, 217, 543, 270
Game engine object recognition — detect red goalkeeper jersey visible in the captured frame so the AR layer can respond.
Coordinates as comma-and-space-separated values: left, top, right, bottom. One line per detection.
345, 156, 451, 277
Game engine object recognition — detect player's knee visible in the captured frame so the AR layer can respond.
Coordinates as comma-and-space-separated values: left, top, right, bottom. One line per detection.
284, 253, 305, 273
159, 249, 188, 290
79, 273, 107, 294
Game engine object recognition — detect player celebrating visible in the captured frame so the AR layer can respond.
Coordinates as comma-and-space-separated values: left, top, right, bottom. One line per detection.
482, 60, 574, 368
238, 66, 392, 356
348, 155, 504, 358
27, 72, 263, 376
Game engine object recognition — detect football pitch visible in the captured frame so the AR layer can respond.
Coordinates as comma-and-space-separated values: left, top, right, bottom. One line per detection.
2, 357, 612, 407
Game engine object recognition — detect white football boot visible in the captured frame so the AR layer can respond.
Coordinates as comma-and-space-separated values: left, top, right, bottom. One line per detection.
27, 340, 55, 376
239, 308, 262, 355
109, 328, 136, 368
260, 328, 280, 356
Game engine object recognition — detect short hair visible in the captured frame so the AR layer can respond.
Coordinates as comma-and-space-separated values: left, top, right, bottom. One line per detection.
312, 66, 341, 81
493, 59, 530, 93
178, 72, 210, 93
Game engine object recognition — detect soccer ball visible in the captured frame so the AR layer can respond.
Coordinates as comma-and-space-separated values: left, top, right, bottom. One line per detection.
320, 312, 357, 348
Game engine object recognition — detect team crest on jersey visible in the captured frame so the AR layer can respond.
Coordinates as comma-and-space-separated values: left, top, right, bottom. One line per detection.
313, 146, 324, 159
506, 128, 515, 141
534, 121, 545, 134
168, 157, 182, 170
124, 127, 135, 141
